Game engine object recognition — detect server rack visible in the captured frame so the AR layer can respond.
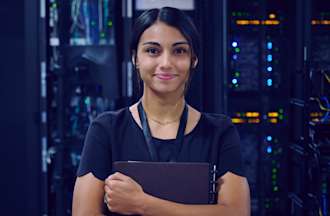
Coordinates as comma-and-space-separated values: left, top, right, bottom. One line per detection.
227, 0, 291, 215
43, 1, 125, 215
289, 1, 330, 215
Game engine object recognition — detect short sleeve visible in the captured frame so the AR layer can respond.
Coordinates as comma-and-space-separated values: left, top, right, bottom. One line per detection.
77, 120, 112, 181
217, 120, 245, 178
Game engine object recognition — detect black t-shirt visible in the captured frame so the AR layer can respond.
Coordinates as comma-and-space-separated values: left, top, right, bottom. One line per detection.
77, 107, 244, 180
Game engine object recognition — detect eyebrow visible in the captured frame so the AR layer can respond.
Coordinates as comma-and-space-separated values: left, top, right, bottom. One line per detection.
142, 41, 189, 47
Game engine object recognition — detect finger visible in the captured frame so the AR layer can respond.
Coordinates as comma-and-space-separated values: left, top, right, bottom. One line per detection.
104, 185, 111, 193
108, 172, 131, 181
105, 175, 121, 186
104, 193, 108, 205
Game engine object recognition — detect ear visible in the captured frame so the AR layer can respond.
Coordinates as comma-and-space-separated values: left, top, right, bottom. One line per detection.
132, 52, 139, 68
192, 56, 198, 68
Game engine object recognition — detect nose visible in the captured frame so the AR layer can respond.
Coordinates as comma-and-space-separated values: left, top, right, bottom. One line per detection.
159, 51, 172, 70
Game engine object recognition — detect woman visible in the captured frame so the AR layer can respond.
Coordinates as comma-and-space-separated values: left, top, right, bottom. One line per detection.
73, 7, 250, 216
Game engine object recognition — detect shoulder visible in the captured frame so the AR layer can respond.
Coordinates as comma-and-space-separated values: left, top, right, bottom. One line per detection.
199, 112, 237, 139
202, 113, 233, 129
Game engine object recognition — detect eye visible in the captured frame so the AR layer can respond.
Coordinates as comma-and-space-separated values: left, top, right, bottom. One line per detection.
173, 47, 188, 55
145, 47, 160, 56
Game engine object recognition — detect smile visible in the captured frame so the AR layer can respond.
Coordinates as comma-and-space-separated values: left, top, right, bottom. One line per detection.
154, 73, 176, 80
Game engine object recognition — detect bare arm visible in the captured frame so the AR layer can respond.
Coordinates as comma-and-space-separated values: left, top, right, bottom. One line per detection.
105, 171, 250, 216
72, 173, 105, 216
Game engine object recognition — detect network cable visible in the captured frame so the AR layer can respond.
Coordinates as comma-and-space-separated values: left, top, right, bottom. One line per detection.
310, 97, 330, 112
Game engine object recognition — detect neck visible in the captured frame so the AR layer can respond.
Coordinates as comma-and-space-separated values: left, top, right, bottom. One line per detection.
141, 89, 185, 125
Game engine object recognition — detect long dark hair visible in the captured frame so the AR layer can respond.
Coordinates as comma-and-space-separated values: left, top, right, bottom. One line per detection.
130, 7, 201, 94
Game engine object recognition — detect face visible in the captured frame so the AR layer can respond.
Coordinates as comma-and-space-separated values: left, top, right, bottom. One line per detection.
135, 21, 194, 96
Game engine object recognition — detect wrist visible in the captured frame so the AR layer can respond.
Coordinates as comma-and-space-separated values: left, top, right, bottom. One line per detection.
137, 192, 152, 216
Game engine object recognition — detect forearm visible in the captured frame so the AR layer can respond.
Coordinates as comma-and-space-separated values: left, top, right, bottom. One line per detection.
140, 193, 248, 216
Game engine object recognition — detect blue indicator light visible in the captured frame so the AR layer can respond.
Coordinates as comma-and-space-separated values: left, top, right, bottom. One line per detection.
267, 146, 272, 154
232, 41, 238, 47
233, 54, 238, 60
267, 42, 273, 50
267, 136, 272, 141
267, 79, 273, 86
267, 66, 272, 72
232, 79, 238, 84
267, 54, 273, 62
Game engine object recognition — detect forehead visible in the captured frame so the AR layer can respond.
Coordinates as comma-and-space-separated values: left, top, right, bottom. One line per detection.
139, 21, 188, 45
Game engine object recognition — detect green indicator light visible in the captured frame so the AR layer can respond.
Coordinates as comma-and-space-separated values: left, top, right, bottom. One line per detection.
235, 48, 240, 53
279, 108, 284, 113
52, 3, 57, 8
235, 72, 240, 77
272, 168, 277, 173
100, 32, 106, 38
273, 186, 278, 191
237, 12, 242, 16
108, 20, 113, 27
272, 174, 277, 180
84, 98, 91, 105
91, 21, 96, 26
279, 115, 284, 120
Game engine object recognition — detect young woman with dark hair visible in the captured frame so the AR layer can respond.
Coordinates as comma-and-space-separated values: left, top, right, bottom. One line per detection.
73, 7, 250, 216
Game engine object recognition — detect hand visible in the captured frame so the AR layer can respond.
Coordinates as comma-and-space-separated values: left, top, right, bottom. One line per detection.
104, 172, 145, 215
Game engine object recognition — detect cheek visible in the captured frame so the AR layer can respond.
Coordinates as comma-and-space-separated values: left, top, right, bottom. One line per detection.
177, 59, 191, 73
139, 59, 156, 73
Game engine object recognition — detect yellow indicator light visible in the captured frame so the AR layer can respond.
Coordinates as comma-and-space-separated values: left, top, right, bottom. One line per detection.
248, 118, 260, 124
269, 13, 276, 19
269, 118, 278, 124
236, 20, 249, 25
310, 112, 316, 117
232, 118, 245, 124
268, 112, 279, 117
262, 20, 280, 25
310, 112, 323, 117
312, 20, 330, 25
236, 19, 280, 25
246, 112, 260, 117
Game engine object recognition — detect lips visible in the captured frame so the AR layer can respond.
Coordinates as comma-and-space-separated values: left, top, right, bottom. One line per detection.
155, 73, 176, 80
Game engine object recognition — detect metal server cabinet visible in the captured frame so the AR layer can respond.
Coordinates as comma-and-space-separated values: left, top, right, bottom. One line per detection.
289, 0, 330, 215
43, 0, 123, 215
227, 1, 291, 215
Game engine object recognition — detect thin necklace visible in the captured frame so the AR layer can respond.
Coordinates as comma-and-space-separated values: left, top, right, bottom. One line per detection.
148, 116, 181, 125
142, 99, 185, 126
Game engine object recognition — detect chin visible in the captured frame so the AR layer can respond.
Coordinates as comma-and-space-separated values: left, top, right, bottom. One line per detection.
150, 85, 184, 96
